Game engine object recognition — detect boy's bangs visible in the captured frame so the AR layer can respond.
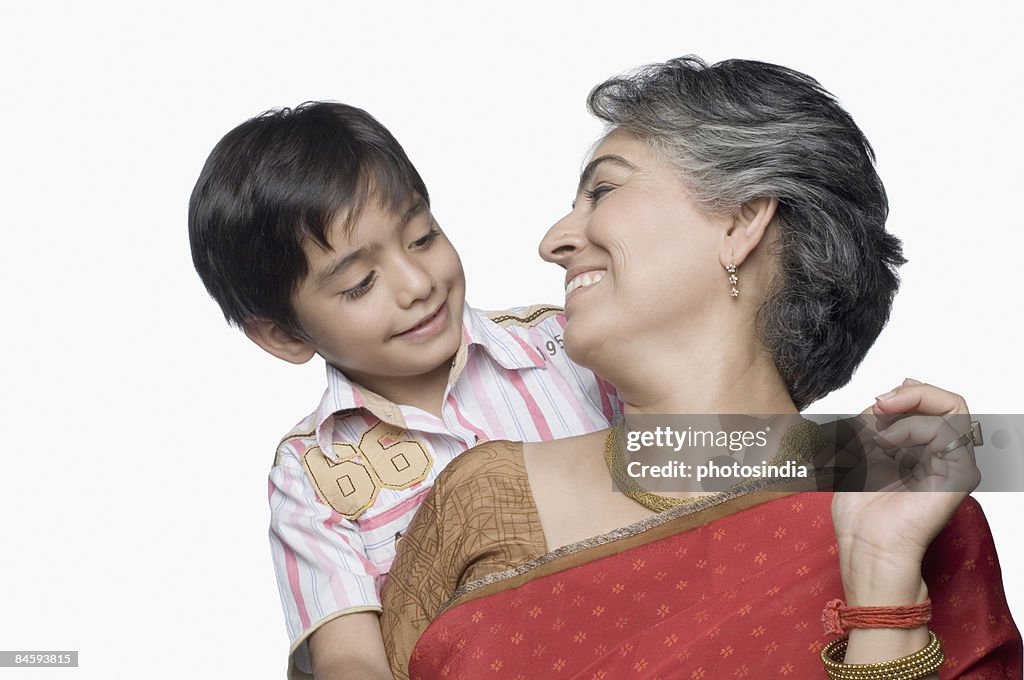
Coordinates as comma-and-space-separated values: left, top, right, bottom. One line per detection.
340, 156, 429, 236
300, 151, 429, 251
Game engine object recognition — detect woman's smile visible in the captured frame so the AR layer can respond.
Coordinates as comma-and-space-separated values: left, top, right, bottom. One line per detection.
565, 268, 606, 298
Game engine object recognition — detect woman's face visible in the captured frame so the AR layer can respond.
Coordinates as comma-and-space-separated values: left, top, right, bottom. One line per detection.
539, 129, 729, 370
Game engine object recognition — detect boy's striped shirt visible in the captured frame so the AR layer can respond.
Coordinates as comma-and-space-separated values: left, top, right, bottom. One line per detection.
268, 304, 618, 676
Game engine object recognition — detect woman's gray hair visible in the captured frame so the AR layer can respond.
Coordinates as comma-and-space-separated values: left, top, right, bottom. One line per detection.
588, 56, 905, 410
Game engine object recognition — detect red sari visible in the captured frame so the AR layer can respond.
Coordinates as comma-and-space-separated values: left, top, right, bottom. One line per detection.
408, 493, 1020, 679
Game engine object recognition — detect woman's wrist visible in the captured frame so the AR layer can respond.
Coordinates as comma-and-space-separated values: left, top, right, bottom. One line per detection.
823, 592, 936, 669
841, 573, 928, 608
828, 567, 933, 667
837, 538, 928, 606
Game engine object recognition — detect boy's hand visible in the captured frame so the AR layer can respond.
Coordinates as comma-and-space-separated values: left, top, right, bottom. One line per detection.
310, 612, 395, 680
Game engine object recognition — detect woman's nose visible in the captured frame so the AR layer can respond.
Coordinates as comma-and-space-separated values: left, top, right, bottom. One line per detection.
539, 211, 585, 266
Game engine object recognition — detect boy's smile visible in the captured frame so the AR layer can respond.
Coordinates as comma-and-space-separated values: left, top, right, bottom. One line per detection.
391, 299, 451, 341
289, 195, 466, 402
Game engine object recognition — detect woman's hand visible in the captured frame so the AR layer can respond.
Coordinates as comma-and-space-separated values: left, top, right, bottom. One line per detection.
831, 379, 981, 606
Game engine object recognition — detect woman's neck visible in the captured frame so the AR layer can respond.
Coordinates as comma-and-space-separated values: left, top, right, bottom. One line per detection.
609, 333, 797, 416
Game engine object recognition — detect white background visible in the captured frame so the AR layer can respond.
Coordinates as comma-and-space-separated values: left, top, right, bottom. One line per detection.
1, 1, 1021, 677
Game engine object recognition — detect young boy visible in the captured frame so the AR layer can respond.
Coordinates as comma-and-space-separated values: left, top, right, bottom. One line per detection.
189, 102, 618, 679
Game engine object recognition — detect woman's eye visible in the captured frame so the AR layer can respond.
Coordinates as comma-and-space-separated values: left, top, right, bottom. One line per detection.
583, 184, 615, 204
342, 272, 376, 300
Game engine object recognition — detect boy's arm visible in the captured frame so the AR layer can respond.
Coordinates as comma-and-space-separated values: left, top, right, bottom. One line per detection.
269, 449, 391, 678
309, 613, 394, 680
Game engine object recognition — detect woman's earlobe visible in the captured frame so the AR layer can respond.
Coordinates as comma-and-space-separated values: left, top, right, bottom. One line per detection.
243, 318, 317, 364
722, 197, 778, 267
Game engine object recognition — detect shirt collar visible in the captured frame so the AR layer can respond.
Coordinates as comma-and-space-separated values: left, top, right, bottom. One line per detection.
461, 304, 548, 372
313, 366, 406, 457
312, 305, 547, 455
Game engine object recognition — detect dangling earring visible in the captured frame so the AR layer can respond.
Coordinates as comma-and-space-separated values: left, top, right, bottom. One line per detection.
725, 262, 739, 298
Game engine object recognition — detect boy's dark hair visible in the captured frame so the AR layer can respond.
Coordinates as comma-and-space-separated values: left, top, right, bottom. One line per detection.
189, 102, 429, 334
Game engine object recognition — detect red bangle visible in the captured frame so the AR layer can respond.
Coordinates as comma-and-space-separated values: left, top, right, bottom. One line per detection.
822, 598, 932, 635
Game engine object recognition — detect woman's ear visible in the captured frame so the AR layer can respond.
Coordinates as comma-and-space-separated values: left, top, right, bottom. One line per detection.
720, 197, 778, 268
243, 317, 317, 364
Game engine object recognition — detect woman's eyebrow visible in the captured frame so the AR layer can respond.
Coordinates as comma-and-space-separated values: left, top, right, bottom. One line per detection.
578, 154, 636, 192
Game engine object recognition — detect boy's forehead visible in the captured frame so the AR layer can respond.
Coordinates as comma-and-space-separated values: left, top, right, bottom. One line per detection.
299, 194, 429, 292
321, 194, 428, 252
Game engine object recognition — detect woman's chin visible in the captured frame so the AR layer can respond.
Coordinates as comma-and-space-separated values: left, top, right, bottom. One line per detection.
561, 325, 605, 372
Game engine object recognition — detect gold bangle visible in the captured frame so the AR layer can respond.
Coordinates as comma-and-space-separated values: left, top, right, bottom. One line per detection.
821, 630, 943, 680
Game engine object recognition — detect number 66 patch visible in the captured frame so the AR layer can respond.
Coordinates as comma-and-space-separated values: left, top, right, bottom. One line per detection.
302, 421, 433, 520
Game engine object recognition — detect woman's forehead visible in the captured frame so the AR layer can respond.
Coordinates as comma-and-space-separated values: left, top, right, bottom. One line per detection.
583, 130, 651, 175
590, 128, 643, 157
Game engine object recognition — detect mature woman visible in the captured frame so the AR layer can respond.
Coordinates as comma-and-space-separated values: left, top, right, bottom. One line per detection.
379, 57, 1020, 679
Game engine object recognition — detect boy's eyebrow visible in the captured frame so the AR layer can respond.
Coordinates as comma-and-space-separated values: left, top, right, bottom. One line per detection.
577, 154, 636, 193
314, 199, 429, 288
402, 198, 428, 225
315, 246, 375, 288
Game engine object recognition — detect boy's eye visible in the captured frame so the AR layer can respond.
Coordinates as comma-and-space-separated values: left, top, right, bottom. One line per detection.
342, 272, 376, 300
410, 228, 440, 249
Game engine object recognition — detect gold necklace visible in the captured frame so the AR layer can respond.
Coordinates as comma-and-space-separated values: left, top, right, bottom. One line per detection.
604, 419, 827, 513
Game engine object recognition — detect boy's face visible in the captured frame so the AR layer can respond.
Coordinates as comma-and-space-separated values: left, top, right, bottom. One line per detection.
290, 196, 466, 392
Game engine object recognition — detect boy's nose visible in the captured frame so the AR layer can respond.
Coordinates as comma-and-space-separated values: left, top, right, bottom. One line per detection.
395, 259, 435, 308
539, 212, 585, 267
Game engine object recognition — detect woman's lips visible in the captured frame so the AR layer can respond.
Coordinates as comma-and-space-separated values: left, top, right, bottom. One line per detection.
394, 301, 449, 341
